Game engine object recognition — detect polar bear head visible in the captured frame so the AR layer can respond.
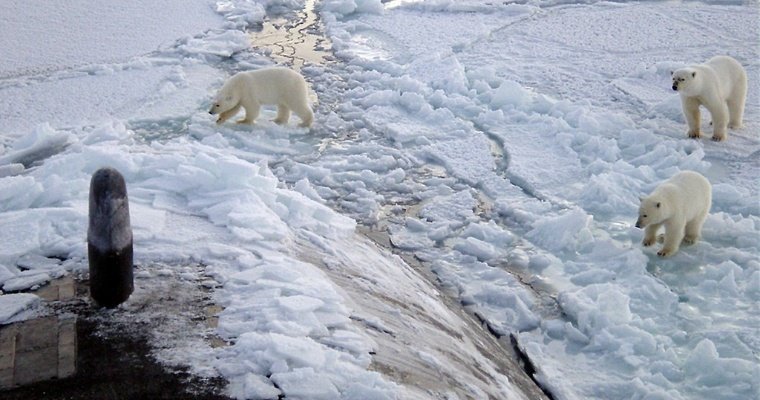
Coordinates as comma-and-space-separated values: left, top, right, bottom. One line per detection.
208, 92, 238, 115
671, 68, 700, 96
635, 195, 669, 228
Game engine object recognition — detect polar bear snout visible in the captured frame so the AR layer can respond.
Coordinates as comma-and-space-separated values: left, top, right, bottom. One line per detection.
672, 84, 678, 91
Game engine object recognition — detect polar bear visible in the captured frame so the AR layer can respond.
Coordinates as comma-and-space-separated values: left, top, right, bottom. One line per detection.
635, 171, 712, 257
671, 55, 747, 142
209, 67, 313, 128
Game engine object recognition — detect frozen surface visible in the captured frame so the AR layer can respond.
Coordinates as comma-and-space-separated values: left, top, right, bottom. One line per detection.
0, 293, 40, 324
1, 0, 758, 399
0, 1, 221, 79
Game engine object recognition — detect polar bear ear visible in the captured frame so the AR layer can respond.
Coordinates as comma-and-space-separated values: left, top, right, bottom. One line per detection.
670, 70, 674, 76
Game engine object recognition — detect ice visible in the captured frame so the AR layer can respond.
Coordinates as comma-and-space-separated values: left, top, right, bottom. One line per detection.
489, 80, 534, 110
271, 368, 341, 400
0, 1, 222, 79
0, 293, 40, 324
2, 272, 53, 292
215, 0, 266, 29
316, 2, 759, 399
177, 30, 252, 59
227, 373, 281, 400
217, 331, 396, 399
323, 0, 384, 17
527, 209, 594, 253
560, 284, 633, 333
0, 65, 216, 137
0, 124, 73, 167
0, 112, 399, 397
747, 270, 760, 300
1, 0, 758, 399
684, 339, 757, 395
452, 237, 498, 261
14, 254, 63, 271
0, 177, 43, 212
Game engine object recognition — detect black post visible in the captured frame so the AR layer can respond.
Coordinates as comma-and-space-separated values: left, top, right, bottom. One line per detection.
87, 167, 134, 308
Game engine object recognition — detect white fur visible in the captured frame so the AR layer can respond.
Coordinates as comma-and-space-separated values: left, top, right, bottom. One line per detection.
635, 171, 712, 257
671, 55, 747, 142
209, 67, 313, 128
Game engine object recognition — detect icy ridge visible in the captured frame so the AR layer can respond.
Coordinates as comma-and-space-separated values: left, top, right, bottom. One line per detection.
302, 2, 760, 400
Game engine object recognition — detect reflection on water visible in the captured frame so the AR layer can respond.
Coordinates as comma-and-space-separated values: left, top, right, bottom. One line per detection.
252, 0, 332, 70
0, 316, 77, 389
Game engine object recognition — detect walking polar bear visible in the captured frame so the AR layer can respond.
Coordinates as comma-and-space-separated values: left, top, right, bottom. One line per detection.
671, 55, 747, 142
209, 67, 313, 128
635, 171, 712, 257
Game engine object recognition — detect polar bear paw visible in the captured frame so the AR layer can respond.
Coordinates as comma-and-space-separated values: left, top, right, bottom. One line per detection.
711, 134, 726, 142
657, 248, 675, 257
643, 234, 664, 247
728, 122, 742, 130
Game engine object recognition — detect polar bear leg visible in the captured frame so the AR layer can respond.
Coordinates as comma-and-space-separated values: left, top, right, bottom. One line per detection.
659, 221, 684, 257
217, 103, 241, 125
682, 97, 701, 139
706, 101, 729, 141
289, 99, 313, 128
237, 102, 260, 124
273, 105, 291, 125
684, 212, 707, 245
643, 223, 661, 247
727, 82, 747, 130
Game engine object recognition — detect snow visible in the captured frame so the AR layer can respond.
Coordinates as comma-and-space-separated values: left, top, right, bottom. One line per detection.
1, 0, 758, 399
0, 1, 222, 79
0, 293, 41, 324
